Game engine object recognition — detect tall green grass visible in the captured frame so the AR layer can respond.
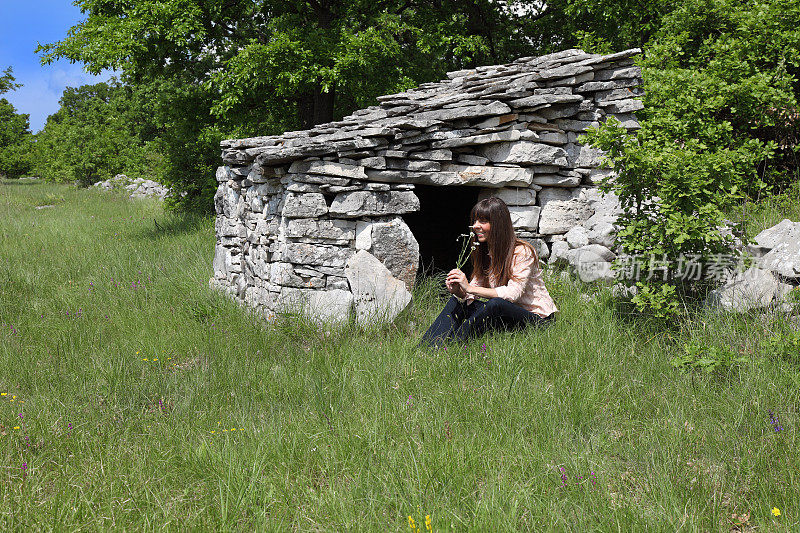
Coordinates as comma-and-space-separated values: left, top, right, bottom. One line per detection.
0, 179, 797, 531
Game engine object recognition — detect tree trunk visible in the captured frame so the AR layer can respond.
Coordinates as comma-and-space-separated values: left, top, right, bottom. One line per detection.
298, 84, 335, 129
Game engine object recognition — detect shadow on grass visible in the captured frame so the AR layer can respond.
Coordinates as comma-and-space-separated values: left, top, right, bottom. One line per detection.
133, 212, 212, 240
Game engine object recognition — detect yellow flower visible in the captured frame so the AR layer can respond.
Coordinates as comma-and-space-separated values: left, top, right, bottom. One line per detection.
13, 426, 19, 430
408, 516, 417, 531
772, 507, 781, 517
425, 515, 432, 531
1, 393, 6, 396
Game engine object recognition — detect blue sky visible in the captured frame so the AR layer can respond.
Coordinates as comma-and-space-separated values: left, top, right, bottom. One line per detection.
0, 1, 112, 132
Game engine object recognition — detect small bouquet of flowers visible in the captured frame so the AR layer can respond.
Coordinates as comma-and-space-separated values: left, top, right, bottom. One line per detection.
455, 230, 477, 270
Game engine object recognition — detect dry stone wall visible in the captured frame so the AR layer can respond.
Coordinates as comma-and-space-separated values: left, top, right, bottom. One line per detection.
212, 48, 643, 322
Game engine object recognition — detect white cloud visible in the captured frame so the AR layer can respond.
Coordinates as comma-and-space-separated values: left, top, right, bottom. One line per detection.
4, 61, 114, 132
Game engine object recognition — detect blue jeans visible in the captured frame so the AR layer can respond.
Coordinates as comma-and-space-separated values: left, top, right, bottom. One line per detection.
420, 296, 552, 346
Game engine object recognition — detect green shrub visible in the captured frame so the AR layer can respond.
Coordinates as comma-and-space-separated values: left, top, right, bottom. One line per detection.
584, 0, 800, 318
671, 339, 749, 374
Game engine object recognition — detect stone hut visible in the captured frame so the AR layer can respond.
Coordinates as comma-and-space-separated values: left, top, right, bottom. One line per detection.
212, 48, 643, 322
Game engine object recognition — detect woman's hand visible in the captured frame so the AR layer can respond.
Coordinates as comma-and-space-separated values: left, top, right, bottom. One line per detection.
446, 269, 470, 298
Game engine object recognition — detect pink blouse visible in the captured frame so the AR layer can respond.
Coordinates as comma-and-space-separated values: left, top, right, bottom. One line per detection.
466, 244, 558, 318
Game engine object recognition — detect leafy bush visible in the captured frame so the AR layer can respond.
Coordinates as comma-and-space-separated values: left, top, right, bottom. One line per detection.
584, 0, 800, 318
762, 329, 800, 366
671, 340, 749, 374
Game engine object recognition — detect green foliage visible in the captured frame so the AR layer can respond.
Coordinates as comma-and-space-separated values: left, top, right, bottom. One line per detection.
762, 328, 800, 366
630, 282, 680, 320
34, 81, 162, 186
670, 339, 749, 374
38, 0, 546, 210
584, 0, 800, 317
560, 0, 677, 50
0, 67, 21, 95
0, 68, 33, 179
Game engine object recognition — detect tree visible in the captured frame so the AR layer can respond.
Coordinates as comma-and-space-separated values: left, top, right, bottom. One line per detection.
34, 81, 164, 185
38, 0, 542, 210
0, 67, 33, 179
0, 67, 22, 95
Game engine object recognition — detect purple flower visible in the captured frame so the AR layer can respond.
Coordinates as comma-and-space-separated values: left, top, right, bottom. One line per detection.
769, 410, 784, 432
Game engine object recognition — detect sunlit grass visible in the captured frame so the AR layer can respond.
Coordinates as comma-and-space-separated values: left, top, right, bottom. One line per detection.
0, 179, 797, 530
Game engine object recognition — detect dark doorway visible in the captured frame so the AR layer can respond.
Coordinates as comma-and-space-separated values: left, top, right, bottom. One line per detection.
404, 184, 481, 276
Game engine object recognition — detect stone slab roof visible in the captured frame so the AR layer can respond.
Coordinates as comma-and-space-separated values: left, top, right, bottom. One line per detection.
220, 48, 641, 168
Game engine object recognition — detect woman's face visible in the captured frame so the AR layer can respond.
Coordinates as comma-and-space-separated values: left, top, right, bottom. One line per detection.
472, 218, 491, 243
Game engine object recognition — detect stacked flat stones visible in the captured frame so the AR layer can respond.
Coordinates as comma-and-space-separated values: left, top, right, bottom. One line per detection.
212, 48, 643, 322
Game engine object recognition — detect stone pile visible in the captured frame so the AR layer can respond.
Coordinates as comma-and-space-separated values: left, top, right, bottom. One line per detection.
707, 219, 800, 312
212, 48, 644, 322
94, 174, 171, 200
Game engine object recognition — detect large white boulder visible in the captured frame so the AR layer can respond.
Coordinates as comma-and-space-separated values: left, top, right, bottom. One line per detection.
276, 288, 354, 322
369, 217, 420, 290
750, 219, 800, 280
345, 250, 412, 325
564, 244, 616, 283
705, 267, 782, 312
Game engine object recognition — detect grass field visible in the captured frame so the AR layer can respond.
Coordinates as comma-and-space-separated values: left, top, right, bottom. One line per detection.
0, 179, 798, 531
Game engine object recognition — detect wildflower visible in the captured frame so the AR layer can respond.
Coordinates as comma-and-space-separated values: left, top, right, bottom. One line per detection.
772, 507, 781, 517
455, 232, 478, 270
408, 516, 418, 531
768, 410, 784, 432
13, 426, 19, 430
425, 515, 432, 532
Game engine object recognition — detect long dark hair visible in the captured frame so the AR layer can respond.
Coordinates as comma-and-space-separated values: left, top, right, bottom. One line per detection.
470, 197, 539, 287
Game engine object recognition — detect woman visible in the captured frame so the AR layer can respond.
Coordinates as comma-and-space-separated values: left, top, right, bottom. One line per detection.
420, 197, 557, 346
